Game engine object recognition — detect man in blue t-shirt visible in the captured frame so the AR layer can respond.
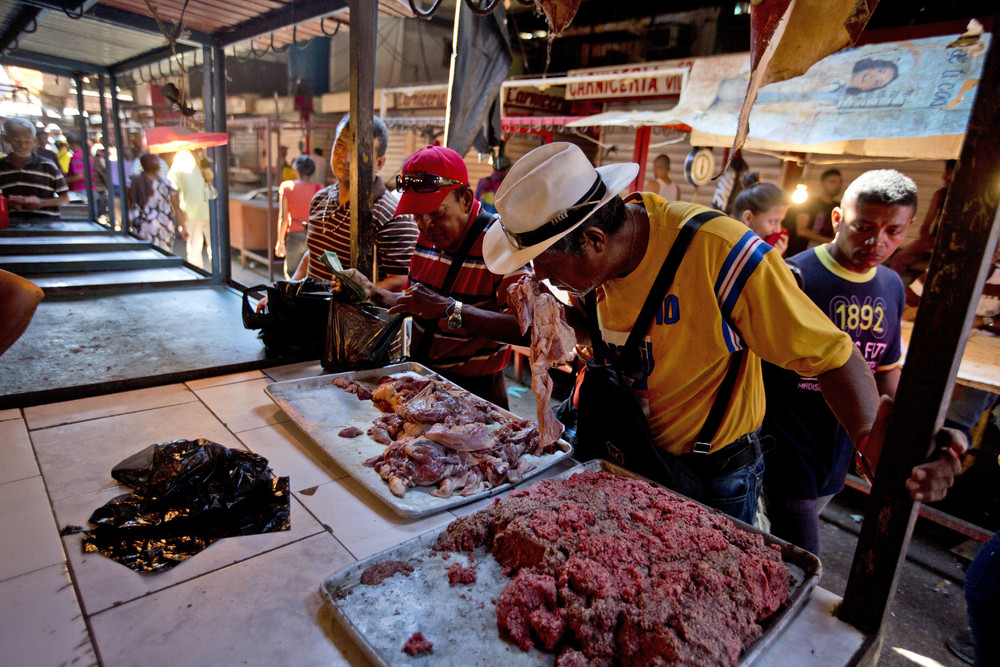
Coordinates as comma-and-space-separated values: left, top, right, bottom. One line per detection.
763, 169, 916, 555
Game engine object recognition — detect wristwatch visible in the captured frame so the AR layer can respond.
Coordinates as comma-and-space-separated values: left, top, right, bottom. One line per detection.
983, 315, 995, 330
446, 299, 463, 331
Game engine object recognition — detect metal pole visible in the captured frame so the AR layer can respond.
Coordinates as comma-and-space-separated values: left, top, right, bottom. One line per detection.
109, 73, 130, 235
266, 119, 275, 282
96, 74, 117, 230
202, 45, 220, 279
74, 73, 96, 221
348, 0, 376, 279
212, 45, 232, 285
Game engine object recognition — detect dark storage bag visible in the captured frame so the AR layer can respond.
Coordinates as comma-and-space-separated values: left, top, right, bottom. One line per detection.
242, 277, 332, 356
575, 361, 706, 500
323, 300, 405, 372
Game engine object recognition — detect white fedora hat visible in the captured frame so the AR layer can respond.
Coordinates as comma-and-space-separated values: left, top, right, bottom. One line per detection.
483, 142, 639, 275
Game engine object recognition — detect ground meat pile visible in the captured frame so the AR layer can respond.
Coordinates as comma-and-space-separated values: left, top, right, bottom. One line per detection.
402, 631, 433, 655
447, 561, 478, 586
359, 560, 414, 586
434, 471, 790, 666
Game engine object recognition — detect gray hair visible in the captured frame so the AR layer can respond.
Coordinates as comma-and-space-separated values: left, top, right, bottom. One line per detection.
841, 169, 918, 213
3, 117, 36, 136
335, 114, 389, 158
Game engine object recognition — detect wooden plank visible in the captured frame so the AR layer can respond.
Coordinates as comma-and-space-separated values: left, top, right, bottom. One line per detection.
348, 0, 376, 279
838, 26, 1000, 637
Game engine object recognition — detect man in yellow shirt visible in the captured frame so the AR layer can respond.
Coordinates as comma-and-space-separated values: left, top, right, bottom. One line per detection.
484, 143, 963, 524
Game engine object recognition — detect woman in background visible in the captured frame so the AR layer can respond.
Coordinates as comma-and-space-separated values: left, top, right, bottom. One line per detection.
276, 155, 321, 279
129, 153, 186, 252
729, 172, 791, 255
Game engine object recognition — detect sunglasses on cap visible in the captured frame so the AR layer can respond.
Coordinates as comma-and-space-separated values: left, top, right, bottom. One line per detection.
397, 172, 465, 193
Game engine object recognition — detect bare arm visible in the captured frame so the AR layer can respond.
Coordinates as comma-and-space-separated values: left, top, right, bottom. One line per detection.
796, 211, 833, 244
290, 251, 309, 281
376, 273, 408, 292
169, 192, 188, 240
388, 284, 528, 345
816, 345, 880, 447
643, 179, 659, 193
875, 366, 901, 399
276, 190, 290, 256
0, 270, 44, 355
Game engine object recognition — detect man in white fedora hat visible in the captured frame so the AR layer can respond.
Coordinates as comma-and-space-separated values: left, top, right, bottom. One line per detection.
484, 142, 963, 524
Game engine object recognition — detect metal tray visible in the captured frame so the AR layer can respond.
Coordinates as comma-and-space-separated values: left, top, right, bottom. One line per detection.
320, 460, 822, 666
264, 361, 573, 518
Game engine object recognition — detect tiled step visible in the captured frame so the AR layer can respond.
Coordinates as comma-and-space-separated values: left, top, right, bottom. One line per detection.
1, 221, 113, 236
0, 250, 183, 275
29, 266, 207, 291
0, 235, 150, 254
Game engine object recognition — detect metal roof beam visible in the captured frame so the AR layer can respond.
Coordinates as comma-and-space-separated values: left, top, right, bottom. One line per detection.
110, 42, 198, 74
85, 4, 214, 45
0, 49, 108, 76
217, 0, 348, 47
0, 6, 44, 54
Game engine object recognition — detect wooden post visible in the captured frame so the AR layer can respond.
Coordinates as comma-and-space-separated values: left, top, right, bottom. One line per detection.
349, 0, 376, 279
631, 126, 651, 192
838, 27, 1000, 640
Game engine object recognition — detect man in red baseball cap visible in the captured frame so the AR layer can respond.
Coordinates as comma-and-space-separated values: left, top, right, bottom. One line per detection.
347, 145, 530, 408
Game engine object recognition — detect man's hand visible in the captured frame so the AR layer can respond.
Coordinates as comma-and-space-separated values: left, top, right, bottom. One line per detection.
906, 427, 966, 503
275, 238, 286, 258
389, 284, 451, 319
863, 395, 967, 502
21, 196, 41, 210
336, 268, 377, 300
176, 225, 190, 241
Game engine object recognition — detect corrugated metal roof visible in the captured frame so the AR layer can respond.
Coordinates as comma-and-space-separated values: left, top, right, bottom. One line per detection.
0, 0, 418, 75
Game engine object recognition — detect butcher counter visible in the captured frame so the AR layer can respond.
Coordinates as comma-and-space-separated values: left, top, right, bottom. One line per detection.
1, 361, 866, 666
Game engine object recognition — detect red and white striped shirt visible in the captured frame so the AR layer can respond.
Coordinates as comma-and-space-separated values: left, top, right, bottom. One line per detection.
408, 202, 531, 378
305, 176, 418, 281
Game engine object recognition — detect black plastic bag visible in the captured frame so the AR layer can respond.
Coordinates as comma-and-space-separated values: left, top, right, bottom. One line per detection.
80, 439, 290, 573
575, 361, 705, 501
323, 300, 404, 372
242, 277, 333, 356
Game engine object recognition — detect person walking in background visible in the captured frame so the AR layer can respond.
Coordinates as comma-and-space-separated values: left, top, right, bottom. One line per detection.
474, 153, 511, 215
890, 159, 957, 283
728, 172, 790, 255
644, 154, 681, 201
168, 148, 211, 269
276, 155, 321, 279
34, 128, 58, 166
54, 139, 71, 175
792, 168, 842, 253
65, 134, 91, 203
312, 147, 327, 185
129, 153, 185, 253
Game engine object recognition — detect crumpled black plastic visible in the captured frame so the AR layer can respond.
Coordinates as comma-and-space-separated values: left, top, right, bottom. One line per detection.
80, 439, 290, 573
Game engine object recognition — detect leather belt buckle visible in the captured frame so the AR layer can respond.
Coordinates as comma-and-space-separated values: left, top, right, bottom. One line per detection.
691, 441, 712, 455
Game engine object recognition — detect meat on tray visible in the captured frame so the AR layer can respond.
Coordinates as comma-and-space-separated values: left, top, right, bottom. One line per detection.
333, 372, 559, 498
434, 471, 791, 667
508, 276, 577, 450
402, 631, 433, 656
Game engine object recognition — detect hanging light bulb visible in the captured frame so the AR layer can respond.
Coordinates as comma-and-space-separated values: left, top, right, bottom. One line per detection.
791, 183, 809, 204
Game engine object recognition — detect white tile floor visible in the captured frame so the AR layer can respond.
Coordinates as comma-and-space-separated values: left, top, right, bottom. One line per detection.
0, 366, 857, 666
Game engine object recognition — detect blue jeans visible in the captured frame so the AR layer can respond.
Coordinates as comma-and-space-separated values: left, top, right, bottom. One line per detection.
966, 531, 1000, 667
700, 432, 764, 525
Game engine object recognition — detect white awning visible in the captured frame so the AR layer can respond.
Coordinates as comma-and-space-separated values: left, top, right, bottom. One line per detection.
567, 32, 989, 159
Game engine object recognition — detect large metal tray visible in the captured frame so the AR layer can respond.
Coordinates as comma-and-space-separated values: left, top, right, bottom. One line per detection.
264, 361, 573, 518
320, 460, 822, 666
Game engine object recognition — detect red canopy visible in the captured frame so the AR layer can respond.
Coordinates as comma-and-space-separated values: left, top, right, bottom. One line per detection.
144, 125, 228, 154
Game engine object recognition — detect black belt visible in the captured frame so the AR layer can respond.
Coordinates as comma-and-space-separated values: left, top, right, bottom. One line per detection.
680, 432, 762, 478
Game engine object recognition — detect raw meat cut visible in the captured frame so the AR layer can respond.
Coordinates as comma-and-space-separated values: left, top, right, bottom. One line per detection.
360, 373, 554, 498
402, 631, 433, 655
508, 276, 577, 450
435, 471, 790, 666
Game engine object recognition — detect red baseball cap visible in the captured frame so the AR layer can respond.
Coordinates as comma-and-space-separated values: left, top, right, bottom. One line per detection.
394, 145, 469, 216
